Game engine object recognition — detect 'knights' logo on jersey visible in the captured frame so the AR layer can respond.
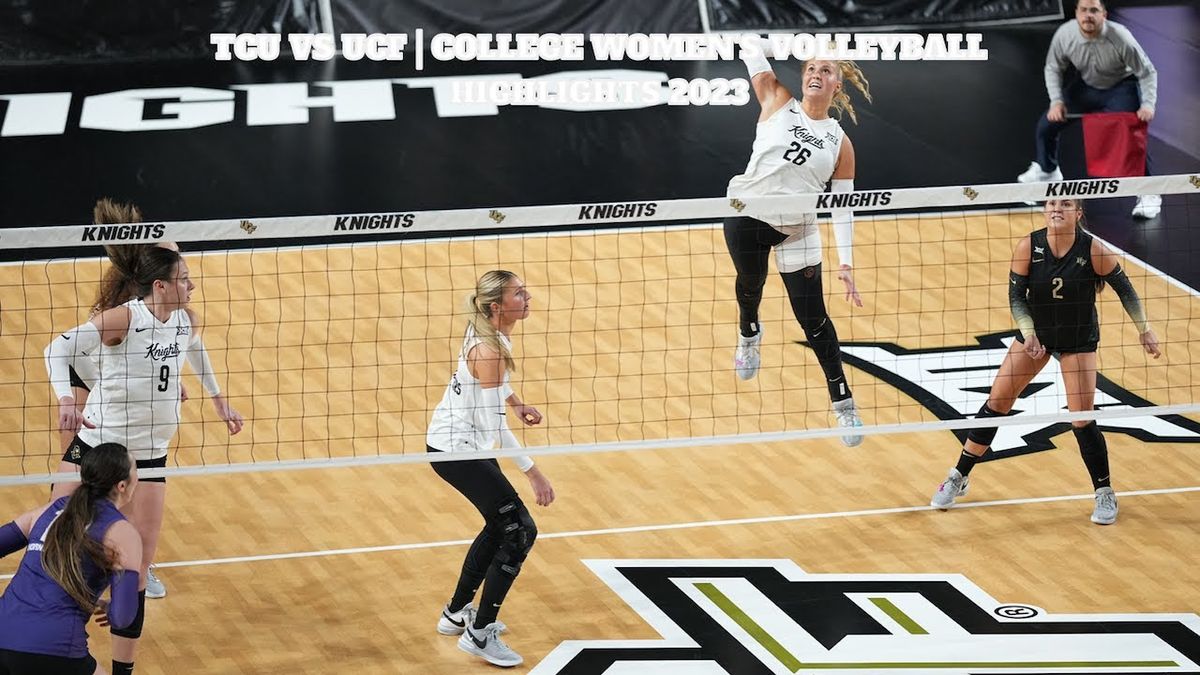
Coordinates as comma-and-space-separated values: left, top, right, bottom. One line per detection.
144, 342, 181, 362
786, 124, 837, 149
828, 331, 1200, 459
531, 559, 1200, 674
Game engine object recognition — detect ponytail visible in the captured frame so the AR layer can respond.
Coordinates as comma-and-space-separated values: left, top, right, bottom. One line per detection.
465, 271, 518, 373
41, 443, 131, 613
89, 199, 182, 315
818, 60, 873, 125
91, 198, 146, 316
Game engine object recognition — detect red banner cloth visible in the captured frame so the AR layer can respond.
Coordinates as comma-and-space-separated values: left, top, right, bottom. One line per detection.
1082, 112, 1148, 178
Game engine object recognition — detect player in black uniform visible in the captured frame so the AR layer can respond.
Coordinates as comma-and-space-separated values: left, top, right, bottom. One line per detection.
930, 198, 1160, 524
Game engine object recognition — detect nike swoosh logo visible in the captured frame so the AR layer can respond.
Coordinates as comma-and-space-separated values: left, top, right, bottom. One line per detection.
471, 634, 488, 649
134, 327, 151, 332
1031, 258, 1044, 263
61, 334, 71, 340
443, 613, 465, 628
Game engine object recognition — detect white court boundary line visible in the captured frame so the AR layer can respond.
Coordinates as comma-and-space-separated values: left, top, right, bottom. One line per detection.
4, 484, 1198, 581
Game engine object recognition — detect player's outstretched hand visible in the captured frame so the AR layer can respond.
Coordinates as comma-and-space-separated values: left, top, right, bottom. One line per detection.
837, 265, 864, 308
93, 598, 110, 627
525, 466, 555, 507
212, 394, 244, 435
1140, 329, 1161, 358
514, 404, 542, 426
1023, 334, 1047, 360
57, 397, 95, 435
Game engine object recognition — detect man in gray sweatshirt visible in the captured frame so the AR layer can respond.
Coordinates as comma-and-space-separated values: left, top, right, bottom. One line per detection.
1017, 0, 1160, 218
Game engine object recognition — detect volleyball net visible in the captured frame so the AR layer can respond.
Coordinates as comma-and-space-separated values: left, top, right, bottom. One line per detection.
1, 174, 1197, 484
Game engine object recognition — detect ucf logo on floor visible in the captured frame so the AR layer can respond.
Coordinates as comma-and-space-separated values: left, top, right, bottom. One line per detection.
531, 559, 1200, 673
835, 332, 1200, 460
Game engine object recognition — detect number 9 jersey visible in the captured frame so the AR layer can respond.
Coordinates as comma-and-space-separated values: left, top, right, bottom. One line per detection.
77, 298, 192, 461
727, 98, 845, 232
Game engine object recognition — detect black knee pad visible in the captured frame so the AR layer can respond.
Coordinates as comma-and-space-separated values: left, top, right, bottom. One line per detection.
110, 590, 146, 639
1073, 421, 1106, 456
493, 498, 536, 577
965, 403, 1003, 447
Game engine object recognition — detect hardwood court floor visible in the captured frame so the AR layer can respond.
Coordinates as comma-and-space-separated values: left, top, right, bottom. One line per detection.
1, 211, 1199, 672
2, 438, 1199, 673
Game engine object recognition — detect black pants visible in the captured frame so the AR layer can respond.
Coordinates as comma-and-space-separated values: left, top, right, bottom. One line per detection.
723, 216, 834, 331
432, 455, 522, 522
723, 216, 851, 401
430, 448, 536, 628
0, 648, 96, 675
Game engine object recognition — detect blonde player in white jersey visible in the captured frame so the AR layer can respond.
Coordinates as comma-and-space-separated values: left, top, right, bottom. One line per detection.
427, 270, 554, 669
726, 40, 873, 446
44, 244, 242, 675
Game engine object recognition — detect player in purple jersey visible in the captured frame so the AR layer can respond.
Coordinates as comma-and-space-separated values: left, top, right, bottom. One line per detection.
0, 443, 142, 675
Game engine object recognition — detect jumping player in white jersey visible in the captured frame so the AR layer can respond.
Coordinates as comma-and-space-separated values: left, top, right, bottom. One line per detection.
427, 270, 555, 669
726, 40, 873, 446
44, 244, 243, 675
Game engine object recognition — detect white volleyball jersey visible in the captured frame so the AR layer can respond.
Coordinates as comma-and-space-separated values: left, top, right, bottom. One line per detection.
427, 324, 513, 454
77, 299, 191, 460
727, 99, 845, 231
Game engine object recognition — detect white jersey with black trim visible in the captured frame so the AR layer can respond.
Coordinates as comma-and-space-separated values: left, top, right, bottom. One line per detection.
427, 324, 513, 453
77, 298, 191, 460
727, 98, 845, 231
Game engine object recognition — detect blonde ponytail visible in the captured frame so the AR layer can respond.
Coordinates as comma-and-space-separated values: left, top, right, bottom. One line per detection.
817, 60, 873, 124
465, 271, 518, 372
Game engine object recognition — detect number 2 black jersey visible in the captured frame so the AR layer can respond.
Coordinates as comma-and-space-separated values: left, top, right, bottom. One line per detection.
1026, 227, 1100, 352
